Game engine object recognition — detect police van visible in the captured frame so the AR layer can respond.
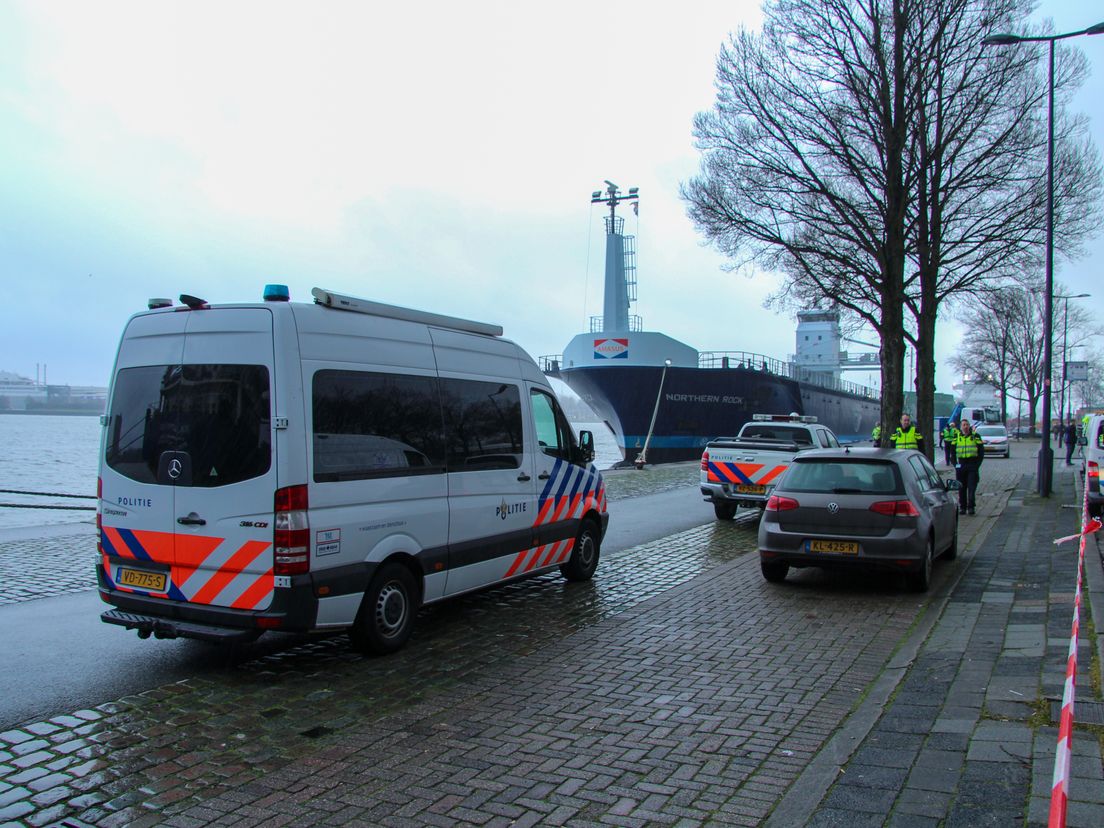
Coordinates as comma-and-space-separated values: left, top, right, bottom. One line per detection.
97, 286, 608, 654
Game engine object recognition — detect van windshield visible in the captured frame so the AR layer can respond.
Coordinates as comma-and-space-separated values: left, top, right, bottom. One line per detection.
105, 364, 271, 486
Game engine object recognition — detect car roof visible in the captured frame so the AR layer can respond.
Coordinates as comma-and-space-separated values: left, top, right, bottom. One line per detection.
791, 447, 917, 462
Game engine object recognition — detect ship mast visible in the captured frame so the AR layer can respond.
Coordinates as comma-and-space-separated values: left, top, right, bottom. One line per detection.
590, 181, 638, 333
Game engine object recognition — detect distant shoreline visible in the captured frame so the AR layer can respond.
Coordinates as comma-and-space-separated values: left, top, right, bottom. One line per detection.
0, 409, 102, 417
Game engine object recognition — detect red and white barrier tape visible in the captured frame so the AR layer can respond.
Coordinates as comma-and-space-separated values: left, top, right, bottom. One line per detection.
1048, 480, 1093, 828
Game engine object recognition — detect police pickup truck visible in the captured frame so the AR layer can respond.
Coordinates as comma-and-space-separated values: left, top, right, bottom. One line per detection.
700, 414, 842, 520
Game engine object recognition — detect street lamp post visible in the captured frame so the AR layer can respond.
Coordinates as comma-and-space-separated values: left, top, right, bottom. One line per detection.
1057, 293, 1091, 434
983, 21, 1104, 496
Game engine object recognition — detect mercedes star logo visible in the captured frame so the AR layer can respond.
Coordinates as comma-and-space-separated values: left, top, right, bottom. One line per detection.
826, 502, 840, 514
168, 458, 183, 480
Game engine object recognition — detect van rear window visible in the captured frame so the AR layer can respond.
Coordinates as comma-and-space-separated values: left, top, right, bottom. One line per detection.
105, 365, 271, 486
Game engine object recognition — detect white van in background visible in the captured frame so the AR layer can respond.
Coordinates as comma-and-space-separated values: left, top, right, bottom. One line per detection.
1082, 413, 1104, 519
97, 287, 608, 654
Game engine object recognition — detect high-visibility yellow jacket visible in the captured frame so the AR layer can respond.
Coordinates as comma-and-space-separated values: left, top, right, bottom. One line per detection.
953, 433, 985, 466
891, 426, 922, 450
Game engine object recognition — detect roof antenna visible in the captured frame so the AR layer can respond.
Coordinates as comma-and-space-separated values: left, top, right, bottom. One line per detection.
179, 294, 209, 309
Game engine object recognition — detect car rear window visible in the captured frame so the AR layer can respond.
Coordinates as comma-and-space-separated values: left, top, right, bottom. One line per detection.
782, 459, 902, 494
105, 364, 271, 486
740, 425, 813, 445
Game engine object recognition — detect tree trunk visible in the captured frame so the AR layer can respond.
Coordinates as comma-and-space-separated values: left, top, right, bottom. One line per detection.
879, 288, 906, 440
915, 305, 937, 462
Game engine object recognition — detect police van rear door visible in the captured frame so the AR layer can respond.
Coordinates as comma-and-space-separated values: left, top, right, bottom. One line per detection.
169, 308, 278, 612
100, 312, 188, 599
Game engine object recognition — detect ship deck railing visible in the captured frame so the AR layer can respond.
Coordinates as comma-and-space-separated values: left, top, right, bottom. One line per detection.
699, 351, 878, 399
537, 351, 878, 400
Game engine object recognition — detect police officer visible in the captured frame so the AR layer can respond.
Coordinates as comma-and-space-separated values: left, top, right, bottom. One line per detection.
872, 424, 882, 447
942, 420, 960, 466
890, 414, 924, 452
953, 420, 985, 515
1065, 420, 1078, 465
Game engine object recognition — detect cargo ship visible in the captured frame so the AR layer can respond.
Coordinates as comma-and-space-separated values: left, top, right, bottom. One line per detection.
541, 182, 880, 465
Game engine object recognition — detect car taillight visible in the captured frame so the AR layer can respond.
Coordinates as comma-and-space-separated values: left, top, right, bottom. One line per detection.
765, 495, 799, 511
274, 484, 309, 575
869, 500, 921, 517
96, 476, 102, 554
701, 450, 709, 472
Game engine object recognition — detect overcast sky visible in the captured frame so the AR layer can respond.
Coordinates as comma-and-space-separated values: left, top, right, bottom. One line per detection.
1, 0, 1100, 396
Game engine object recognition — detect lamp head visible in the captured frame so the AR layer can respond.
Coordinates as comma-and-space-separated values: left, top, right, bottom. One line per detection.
982, 33, 1022, 46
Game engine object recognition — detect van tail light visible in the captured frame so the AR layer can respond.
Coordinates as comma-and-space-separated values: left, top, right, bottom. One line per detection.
274, 484, 309, 575
701, 450, 709, 472
869, 500, 921, 517
1089, 461, 1099, 490
765, 495, 799, 511
96, 476, 103, 554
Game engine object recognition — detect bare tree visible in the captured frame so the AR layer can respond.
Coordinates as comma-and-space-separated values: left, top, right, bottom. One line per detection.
683, 0, 915, 442
683, 0, 1101, 456
953, 285, 1048, 426
948, 287, 1022, 421
908, 0, 1101, 447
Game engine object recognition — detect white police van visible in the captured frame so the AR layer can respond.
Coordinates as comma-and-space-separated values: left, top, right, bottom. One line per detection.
97, 286, 608, 653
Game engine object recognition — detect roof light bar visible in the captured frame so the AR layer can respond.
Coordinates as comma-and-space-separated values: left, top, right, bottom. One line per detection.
311, 288, 503, 337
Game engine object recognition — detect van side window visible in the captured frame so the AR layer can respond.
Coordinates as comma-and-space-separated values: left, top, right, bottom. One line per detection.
530, 389, 574, 462
312, 370, 445, 482
440, 379, 523, 471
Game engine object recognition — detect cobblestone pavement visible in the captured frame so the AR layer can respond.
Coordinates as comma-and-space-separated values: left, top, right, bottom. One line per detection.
0, 466, 700, 608
803, 459, 1104, 827
0, 524, 97, 606
0, 455, 1060, 827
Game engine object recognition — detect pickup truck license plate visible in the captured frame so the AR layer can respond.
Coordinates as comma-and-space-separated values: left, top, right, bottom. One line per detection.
118, 567, 167, 592
807, 540, 859, 555
735, 484, 767, 494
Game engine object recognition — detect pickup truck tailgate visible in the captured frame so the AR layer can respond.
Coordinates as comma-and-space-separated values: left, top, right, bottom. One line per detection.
704, 450, 790, 490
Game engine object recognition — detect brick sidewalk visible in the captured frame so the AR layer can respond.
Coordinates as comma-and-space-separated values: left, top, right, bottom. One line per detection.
801, 461, 1103, 827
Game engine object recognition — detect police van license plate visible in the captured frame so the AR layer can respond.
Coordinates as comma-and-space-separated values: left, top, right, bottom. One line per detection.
807, 540, 859, 555
118, 567, 167, 592
735, 484, 767, 494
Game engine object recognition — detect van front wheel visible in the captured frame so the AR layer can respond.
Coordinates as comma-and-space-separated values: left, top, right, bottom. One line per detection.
350, 563, 418, 655
560, 521, 600, 582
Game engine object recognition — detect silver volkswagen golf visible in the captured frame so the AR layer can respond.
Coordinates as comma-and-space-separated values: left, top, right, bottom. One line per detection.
757, 448, 960, 592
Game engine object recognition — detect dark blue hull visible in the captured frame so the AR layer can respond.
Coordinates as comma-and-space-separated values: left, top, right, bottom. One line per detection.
560, 365, 879, 464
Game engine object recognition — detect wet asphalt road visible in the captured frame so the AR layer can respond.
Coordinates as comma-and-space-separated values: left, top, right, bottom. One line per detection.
0, 484, 726, 729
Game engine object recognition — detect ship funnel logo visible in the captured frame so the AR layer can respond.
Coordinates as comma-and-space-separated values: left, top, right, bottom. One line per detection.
593, 338, 629, 360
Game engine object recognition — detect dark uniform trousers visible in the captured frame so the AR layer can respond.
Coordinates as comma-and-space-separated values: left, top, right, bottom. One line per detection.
953, 435, 984, 511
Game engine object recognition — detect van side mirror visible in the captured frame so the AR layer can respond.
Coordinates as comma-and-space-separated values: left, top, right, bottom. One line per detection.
578, 430, 595, 463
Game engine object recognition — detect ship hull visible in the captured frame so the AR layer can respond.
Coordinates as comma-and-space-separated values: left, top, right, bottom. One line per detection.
560, 364, 879, 465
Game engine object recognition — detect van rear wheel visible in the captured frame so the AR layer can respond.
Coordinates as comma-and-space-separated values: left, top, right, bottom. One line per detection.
560, 520, 600, 582
350, 563, 418, 655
